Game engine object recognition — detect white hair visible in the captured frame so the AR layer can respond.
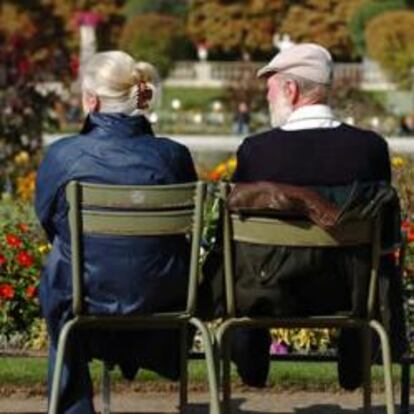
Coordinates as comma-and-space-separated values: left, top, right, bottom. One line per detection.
279, 73, 331, 103
82, 51, 158, 114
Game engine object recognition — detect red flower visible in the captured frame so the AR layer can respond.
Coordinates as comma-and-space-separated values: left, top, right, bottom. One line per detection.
26, 286, 37, 299
0, 254, 6, 266
0, 284, 15, 299
17, 251, 34, 268
401, 220, 411, 233
6, 234, 23, 248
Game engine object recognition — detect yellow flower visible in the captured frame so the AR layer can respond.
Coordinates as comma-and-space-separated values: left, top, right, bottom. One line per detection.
392, 156, 405, 168
16, 171, 36, 202
38, 243, 51, 254
227, 157, 237, 170
14, 151, 30, 165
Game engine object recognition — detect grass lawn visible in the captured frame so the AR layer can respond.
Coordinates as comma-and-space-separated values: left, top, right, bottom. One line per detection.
160, 87, 227, 111
0, 357, 410, 395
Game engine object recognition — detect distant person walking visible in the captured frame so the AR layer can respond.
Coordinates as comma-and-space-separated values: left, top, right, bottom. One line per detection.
233, 101, 251, 135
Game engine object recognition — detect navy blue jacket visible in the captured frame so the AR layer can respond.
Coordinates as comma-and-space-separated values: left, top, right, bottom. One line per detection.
35, 113, 197, 342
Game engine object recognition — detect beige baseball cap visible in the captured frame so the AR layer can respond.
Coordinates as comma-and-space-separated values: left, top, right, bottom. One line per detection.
257, 43, 333, 84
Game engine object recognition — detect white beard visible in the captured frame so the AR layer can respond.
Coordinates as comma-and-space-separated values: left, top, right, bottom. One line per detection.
269, 91, 294, 128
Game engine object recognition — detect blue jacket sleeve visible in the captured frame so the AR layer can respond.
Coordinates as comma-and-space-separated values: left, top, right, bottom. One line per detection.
35, 143, 67, 242
176, 145, 197, 182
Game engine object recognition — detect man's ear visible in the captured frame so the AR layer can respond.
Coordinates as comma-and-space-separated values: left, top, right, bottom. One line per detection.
82, 91, 100, 113
285, 80, 300, 105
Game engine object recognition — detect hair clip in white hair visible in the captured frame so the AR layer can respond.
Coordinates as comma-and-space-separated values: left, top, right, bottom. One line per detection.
136, 81, 153, 110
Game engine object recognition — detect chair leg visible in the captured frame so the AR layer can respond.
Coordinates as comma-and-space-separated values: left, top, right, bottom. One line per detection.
362, 326, 372, 414
49, 320, 78, 414
369, 320, 395, 414
216, 322, 232, 414
179, 326, 188, 413
190, 318, 221, 414
212, 333, 221, 390
101, 361, 111, 414
221, 330, 232, 414
400, 356, 410, 414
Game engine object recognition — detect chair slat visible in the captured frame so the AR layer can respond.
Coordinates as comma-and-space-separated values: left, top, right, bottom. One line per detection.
231, 215, 372, 246
82, 209, 194, 236
78, 182, 196, 209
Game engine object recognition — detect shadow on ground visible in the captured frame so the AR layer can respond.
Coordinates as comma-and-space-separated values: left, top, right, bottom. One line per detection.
165, 399, 411, 414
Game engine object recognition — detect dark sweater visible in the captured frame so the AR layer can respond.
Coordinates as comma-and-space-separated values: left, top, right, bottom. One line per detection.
233, 123, 391, 185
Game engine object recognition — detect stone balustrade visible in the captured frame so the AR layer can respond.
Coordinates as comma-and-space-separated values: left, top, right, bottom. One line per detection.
165, 60, 391, 91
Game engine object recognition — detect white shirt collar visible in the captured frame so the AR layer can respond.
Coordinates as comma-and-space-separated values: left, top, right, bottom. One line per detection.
281, 104, 341, 131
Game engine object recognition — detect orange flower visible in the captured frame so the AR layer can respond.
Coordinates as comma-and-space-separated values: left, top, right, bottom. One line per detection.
0, 254, 6, 266
17, 251, 34, 268
0, 284, 15, 299
26, 286, 37, 299
209, 170, 221, 181
17, 223, 29, 233
6, 234, 23, 248
408, 229, 414, 243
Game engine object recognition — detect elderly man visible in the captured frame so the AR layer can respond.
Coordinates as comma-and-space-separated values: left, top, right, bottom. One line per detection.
202, 43, 404, 390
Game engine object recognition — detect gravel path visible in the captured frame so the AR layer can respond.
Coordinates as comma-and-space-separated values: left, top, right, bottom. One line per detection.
0, 390, 409, 413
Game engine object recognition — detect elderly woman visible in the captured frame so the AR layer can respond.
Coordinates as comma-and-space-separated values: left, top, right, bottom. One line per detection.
35, 51, 197, 413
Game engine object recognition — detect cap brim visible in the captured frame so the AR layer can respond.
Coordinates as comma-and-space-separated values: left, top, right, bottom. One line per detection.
257, 65, 277, 78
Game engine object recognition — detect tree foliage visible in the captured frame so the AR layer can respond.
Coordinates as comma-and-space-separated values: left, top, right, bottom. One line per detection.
119, 13, 191, 78
280, 0, 364, 61
0, 1, 71, 190
348, 0, 406, 56
187, 0, 287, 56
365, 10, 414, 88
0, 0, 125, 191
187, 0, 368, 60
124, 0, 188, 18
41, 0, 126, 51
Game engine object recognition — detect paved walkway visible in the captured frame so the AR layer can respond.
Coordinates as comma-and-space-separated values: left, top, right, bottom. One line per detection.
0, 391, 410, 413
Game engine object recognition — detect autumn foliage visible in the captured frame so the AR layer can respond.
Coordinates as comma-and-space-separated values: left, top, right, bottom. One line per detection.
187, 0, 287, 55
365, 10, 414, 88
280, 0, 365, 61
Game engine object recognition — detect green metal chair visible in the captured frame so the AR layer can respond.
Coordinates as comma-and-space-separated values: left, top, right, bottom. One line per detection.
216, 182, 395, 414
49, 181, 220, 414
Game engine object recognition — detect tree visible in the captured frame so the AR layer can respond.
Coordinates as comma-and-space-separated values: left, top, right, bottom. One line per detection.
0, 1, 71, 191
348, 0, 406, 56
119, 13, 189, 78
122, 0, 195, 64
124, 0, 188, 18
365, 10, 414, 88
187, 0, 287, 57
41, 0, 126, 51
280, 0, 364, 61
0, 0, 126, 193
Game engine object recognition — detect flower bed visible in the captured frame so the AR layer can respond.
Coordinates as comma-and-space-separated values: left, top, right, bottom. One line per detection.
0, 201, 49, 348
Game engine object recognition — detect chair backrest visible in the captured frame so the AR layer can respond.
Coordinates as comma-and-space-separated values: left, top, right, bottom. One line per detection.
66, 181, 206, 316
219, 182, 382, 319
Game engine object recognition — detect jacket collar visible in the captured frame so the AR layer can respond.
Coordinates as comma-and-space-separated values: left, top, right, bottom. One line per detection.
81, 113, 154, 137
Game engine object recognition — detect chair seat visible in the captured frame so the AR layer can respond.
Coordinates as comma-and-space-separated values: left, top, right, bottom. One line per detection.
222, 314, 366, 329
72, 313, 192, 329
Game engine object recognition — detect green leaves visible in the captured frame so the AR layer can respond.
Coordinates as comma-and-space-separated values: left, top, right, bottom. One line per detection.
365, 10, 414, 88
